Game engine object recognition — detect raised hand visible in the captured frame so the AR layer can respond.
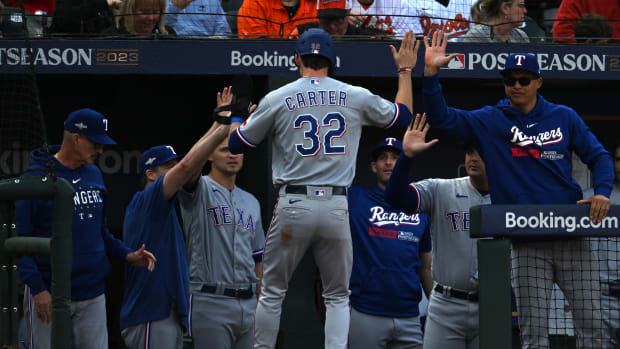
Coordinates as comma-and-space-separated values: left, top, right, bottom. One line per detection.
402, 113, 438, 158
423, 30, 460, 76
390, 30, 421, 70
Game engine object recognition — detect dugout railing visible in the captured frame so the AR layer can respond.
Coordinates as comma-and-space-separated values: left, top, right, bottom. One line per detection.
0, 175, 74, 349
472, 204, 620, 349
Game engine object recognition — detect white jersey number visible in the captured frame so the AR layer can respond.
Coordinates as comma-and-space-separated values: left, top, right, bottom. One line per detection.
293, 112, 346, 157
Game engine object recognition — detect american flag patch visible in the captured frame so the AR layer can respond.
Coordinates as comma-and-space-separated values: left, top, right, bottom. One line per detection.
311, 79, 320, 85
315, 190, 325, 196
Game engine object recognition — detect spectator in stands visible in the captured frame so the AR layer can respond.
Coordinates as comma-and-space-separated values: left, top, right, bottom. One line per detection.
462, 0, 529, 43
4, 0, 55, 25
553, 0, 620, 44
165, 0, 231, 37
237, 0, 316, 38
574, 13, 613, 44
294, 0, 376, 37
101, 0, 175, 35
348, 0, 415, 38
50, 0, 121, 34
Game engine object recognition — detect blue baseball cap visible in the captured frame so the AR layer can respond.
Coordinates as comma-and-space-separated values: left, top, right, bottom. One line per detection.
139, 145, 181, 175
64, 108, 117, 145
502, 53, 540, 77
372, 137, 402, 160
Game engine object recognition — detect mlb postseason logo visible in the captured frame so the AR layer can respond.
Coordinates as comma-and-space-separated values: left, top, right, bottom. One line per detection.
441, 54, 465, 70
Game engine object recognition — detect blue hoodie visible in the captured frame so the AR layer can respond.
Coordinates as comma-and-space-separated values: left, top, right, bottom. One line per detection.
17, 146, 131, 300
422, 75, 613, 205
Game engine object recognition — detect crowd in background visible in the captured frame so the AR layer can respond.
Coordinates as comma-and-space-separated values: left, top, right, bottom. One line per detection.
0, 0, 619, 43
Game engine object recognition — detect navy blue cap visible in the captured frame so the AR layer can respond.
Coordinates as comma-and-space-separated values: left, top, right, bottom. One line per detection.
372, 137, 402, 160
139, 145, 181, 175
64, 108, 117, 145
502, 53, 540, 77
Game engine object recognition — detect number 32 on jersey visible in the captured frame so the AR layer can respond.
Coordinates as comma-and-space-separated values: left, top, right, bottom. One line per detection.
294, 112, 346, 156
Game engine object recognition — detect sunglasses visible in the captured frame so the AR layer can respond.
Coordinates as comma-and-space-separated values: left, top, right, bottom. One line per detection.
503, 76, 537, 87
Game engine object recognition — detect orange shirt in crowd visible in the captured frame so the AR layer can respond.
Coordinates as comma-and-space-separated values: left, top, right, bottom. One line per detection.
237, 0, 318, 38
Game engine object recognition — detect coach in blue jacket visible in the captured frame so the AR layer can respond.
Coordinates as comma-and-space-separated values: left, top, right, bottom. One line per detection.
421, 31, 614, 349
18, 108, 156, 349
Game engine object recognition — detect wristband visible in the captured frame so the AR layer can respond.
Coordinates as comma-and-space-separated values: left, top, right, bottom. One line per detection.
213, 114, 231, 125
398, 67, 413, 74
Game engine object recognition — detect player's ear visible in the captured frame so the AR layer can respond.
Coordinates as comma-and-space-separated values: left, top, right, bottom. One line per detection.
294, 53, 301, 68
536, 77, 543, 90
370, 161, 378, 174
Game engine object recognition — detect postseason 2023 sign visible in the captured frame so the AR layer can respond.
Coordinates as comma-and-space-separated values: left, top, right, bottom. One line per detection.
470, 204, 620, 238
0, 39, 619, 79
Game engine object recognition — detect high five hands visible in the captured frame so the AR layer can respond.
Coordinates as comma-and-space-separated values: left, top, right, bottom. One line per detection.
402, 113, 439, 158
423, 30, 460, 76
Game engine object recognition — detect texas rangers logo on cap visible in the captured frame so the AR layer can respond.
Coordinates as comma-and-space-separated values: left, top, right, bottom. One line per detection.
139, 145, 181, 175
501, 52, 540, 77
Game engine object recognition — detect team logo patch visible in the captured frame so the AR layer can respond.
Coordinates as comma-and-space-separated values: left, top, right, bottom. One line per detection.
442, 54, 465, 70
311, 43, 320, 54
397, 231, 420, 242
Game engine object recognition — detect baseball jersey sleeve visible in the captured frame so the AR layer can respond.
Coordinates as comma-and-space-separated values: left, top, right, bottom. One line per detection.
232, 94, 276, 150
350, 86, 412, 129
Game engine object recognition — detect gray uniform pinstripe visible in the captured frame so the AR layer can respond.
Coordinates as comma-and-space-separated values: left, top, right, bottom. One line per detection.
585, 187, 620, 346
411, 177, 490, 349
178, 176, 265, 349
236, 76, 402, 349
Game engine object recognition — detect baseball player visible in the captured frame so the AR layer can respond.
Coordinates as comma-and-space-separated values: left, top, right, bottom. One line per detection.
348, 137, 432, 349
177, 87, 265, 349
120, 107, 230, 349
585, 142, 620, 347
422, 31, 614, 348
228, 28, 419, 349
386, 114, 490, 349
19, 108, 156, 349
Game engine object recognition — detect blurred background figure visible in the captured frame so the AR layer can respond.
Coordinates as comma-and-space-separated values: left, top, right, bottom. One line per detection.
552, 0, 620, 44
462, 0, 529, 43
295, 0, 376, 37
101, 0, 174, 35
237, 0, 316, 38
348, 0, 417, 38
49, 0, 121, 35
574, 13, 613, 44
165, 0, 231, 37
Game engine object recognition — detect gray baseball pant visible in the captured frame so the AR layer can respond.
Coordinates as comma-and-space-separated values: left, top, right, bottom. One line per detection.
24, 286, 108, 349
253, 186, 352, 349
348, 307, 423, 349
511, 239, 610, 349
121, 306, 183, 349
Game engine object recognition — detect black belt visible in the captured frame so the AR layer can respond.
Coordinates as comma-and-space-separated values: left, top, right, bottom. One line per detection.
285, 185, 347, 196
609, 287, 620, 299
200, 285, 254, 299
435, 284, 478, 302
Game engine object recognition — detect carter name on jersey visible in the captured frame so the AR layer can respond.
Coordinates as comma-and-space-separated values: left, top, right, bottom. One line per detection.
284, 90, 347, 111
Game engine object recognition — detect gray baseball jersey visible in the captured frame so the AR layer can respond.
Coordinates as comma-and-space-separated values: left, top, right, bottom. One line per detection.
236, 77, 402, 187
412, 176, 491, 291
178, 175, 264, 348
179, 175, 265, 289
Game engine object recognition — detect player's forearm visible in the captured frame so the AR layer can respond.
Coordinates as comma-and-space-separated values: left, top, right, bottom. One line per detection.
420, 253, 433, 298
385, 153, 420, 213
394, 70, 413, 114
163, 125, 229, 199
